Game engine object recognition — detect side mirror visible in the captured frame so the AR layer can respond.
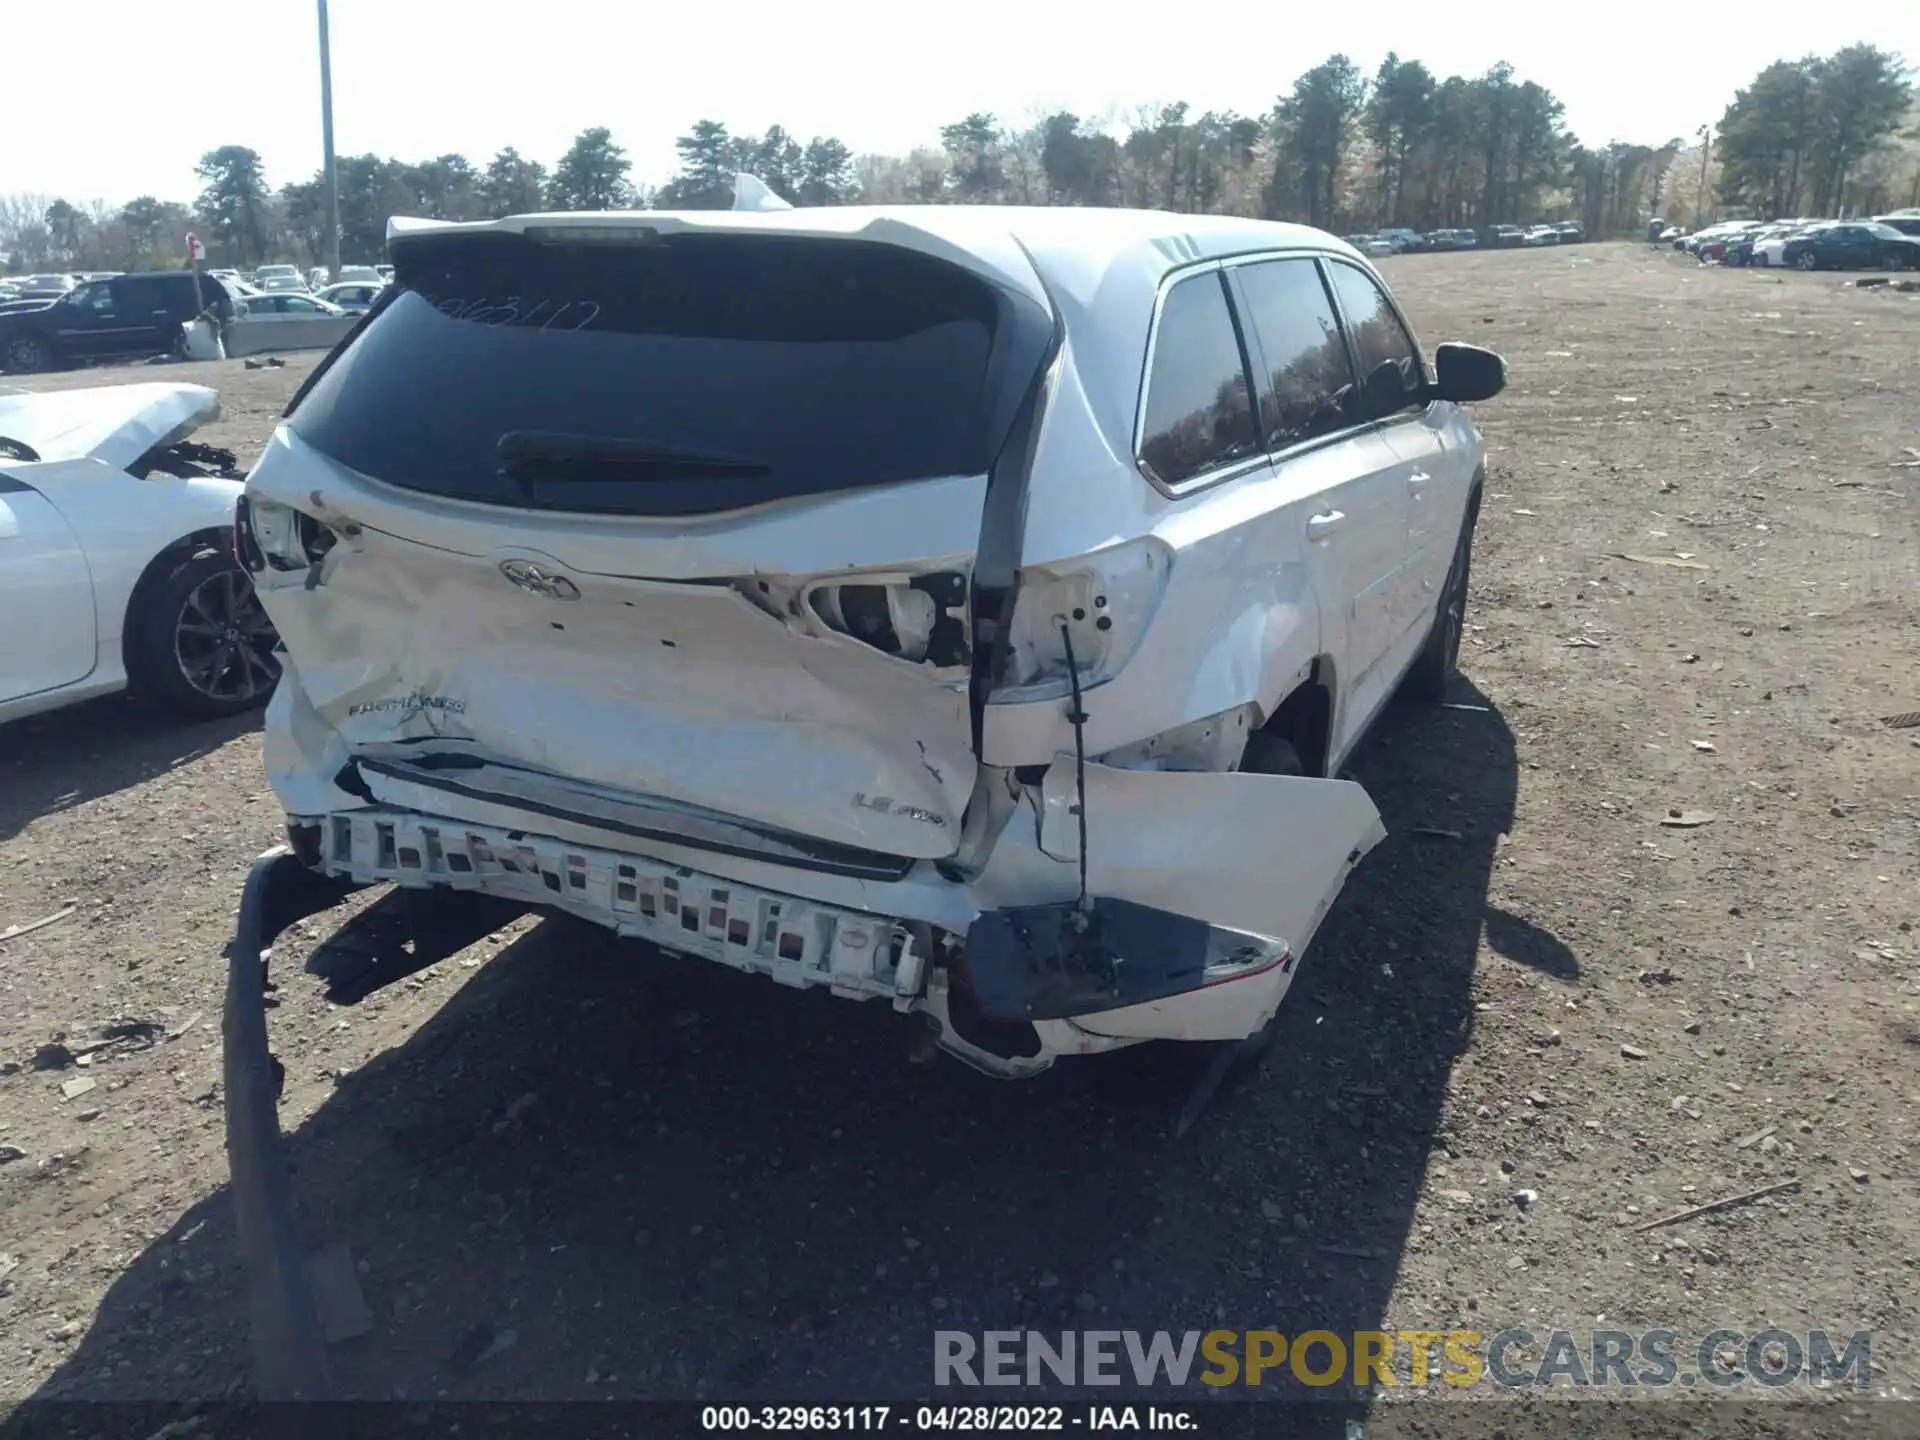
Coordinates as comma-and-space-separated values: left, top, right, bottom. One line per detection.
1433, 342, 1507, 403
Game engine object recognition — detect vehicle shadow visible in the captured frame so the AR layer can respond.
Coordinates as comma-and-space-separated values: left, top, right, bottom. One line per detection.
15, 680, 1566, 1434
0, 694, 260, 843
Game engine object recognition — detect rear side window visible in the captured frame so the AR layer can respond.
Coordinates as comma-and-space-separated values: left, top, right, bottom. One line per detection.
287, 232, 1012, 517
1232, 259, 1361, 451
1326, 263, 1426, 421
1137, 270, 1258, 487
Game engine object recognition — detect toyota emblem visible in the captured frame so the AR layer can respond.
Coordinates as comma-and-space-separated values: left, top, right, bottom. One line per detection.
499, 559, 581, 600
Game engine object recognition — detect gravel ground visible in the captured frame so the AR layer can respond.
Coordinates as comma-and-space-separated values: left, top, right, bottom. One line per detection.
1, 243, 1916, 1435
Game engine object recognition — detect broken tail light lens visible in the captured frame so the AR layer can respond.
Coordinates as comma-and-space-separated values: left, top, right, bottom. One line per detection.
802, 571, 971, 667
991, 537, 1172, 703
241, 495, 336, 573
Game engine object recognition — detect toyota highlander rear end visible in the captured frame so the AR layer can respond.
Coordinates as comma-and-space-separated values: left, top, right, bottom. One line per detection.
240, 209, 1383, 1076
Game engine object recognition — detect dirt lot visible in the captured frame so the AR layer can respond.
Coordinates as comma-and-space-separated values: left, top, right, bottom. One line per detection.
1, 244, 1916, 1431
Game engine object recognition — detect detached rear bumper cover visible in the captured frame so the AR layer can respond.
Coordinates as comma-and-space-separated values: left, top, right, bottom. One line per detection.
224, 848, 359, 1404
223, 774, 1379, 1399
285, 756, 1384, 1047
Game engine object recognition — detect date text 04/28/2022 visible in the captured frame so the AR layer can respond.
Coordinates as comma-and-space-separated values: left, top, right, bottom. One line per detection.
700, 1404, 1196, 1431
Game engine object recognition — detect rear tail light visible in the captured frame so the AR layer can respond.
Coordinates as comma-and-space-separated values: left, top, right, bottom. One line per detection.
237, 494, 336, 573
990, 537, 1172, 703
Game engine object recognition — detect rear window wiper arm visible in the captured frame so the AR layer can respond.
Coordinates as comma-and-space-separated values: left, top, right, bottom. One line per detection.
497, 430, 770, 480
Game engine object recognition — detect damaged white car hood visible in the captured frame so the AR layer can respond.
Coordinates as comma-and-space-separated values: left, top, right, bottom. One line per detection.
0, 383, 221, 472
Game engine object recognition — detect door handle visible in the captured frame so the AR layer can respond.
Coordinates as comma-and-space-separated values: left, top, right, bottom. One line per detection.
1306, 510, 1345, 542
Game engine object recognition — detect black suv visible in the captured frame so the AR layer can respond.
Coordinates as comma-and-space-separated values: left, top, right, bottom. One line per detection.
0, 271, 240, 373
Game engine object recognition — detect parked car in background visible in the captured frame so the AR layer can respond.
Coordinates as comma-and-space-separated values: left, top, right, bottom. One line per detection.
307, 267, 330, 290
0, 272, 242, 373
241, 293, 347, 318
1423, 229, 1478, 251
1552, 222, 1583, 242
0, 383, 279, 723
1490, 225, 1525, 247
1716, 226, 1769, 266
25, 274, 76, 293
1770, 222, 1920, 271
254, 275, 311, 294
1873, 214, 1920, 238
1376, 228, 1425, 253
240, 204, 1508, 1079
255, 264, 303, 287
334, 265, 387, 286
1680, 222, 1751, 256
1344, 234, 1398, 257
315, 282, 381, 314
1521, 226, 1560, 246
374, 264, 394, 282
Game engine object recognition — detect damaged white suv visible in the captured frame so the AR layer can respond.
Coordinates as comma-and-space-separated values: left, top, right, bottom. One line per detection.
239, 206, 1505, 1079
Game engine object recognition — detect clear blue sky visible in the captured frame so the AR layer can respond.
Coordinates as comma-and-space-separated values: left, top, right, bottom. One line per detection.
12, 1, 1916, 203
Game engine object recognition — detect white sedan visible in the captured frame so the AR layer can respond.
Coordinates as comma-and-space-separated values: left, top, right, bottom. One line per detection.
0, 383, 278, 724
242, 292, 347, 318
314, 282, 382, 314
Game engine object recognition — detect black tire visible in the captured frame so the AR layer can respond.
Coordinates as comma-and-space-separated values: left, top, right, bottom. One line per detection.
128, 547, 282, 718
2, 331, 54, 374
1795, 250, 1820, 271
1402, 495, 1479, 702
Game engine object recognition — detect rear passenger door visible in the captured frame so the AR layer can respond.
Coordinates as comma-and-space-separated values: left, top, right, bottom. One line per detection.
1227, 255, 1408, 730
110, 276, 187, 357
1322, 260, 1456, 650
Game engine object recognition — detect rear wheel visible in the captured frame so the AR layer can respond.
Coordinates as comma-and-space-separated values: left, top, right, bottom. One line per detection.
3, 332, 53, 374
1795, 250, 1820, 271
128, 547, 282, 718
1403, 496, 1478, 702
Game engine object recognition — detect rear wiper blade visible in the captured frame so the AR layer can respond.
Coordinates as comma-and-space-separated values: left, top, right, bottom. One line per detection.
497, 430, 769, 479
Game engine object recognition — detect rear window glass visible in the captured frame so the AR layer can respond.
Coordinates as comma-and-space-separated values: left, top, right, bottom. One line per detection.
287, 232, 1004, 516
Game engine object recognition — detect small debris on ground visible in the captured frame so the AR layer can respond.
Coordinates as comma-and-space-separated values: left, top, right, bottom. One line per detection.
1613, 552, 1711, 571
60, 1077, 97, 1100
491, 1092, 537, 1133
0, 906, 77, 944
1849, 1167, 1869, 1184
449, 1323, 519, 1373
1411, 827, 1463, 840
307, 1242, 374, 1344
1691, 740, 1717, 753
1635, 1177, 1801, 1232
0, 1144, 25, 1163
1882, 711, 1920, 730
30, 1042, 76, 1072
1660, 809, 1715, 828
1620, 1044, 1648, 1060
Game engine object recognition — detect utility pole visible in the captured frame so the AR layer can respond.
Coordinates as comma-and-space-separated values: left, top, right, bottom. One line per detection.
318, 0, 342, 283
1696, 125, 1712, 230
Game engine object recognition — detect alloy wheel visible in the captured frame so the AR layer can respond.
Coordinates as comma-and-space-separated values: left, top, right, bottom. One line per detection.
174, 568, 281, 704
